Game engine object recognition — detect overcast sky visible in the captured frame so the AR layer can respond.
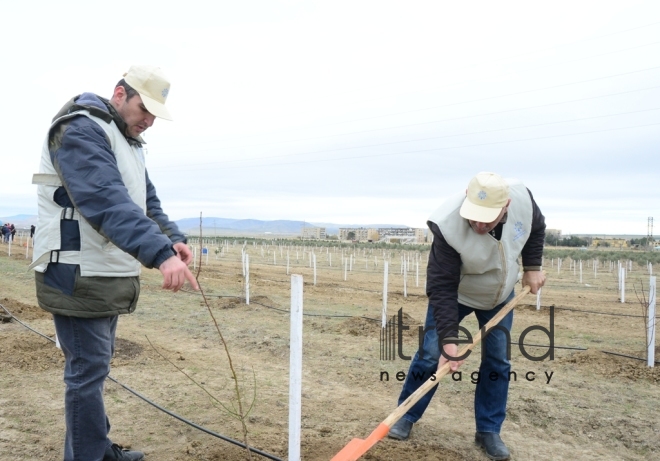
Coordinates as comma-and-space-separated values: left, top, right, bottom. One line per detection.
1, 1, 658, 235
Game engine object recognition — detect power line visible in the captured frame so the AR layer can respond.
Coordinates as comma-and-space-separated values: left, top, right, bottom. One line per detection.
152, 106, 660, 170
159, 121, 660, 172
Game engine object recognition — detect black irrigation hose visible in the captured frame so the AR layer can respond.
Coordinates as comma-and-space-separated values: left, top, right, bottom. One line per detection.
106, 377, 283, 460
0, 303, 283, 461
600, 350, 660, 365
181, 291, 586, 351
551, 306, 652, 318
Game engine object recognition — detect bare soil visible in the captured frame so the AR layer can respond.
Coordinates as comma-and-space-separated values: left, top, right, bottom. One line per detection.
1, 240, 658, 460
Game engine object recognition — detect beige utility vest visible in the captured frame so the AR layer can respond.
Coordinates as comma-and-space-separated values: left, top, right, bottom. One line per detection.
428, 181, 533, 309
30, 110, 147, 277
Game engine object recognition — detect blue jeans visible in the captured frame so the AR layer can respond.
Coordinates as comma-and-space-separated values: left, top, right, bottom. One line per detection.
397, 291, 514, 433
53, 314, 118, 461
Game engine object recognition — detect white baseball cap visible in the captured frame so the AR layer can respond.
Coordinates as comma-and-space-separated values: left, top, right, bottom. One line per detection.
123, 65, 173, 121
459, 172, 510, 223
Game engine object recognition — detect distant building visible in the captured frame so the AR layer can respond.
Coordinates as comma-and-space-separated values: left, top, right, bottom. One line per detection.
339, 227, 378, 242
301, 226, 326, 239
378, 227, 426, 244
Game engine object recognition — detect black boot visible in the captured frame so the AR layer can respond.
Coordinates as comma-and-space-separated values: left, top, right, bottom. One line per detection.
387, 418, 413, 440
103, 443, 145, 461
475, 432, 510, 460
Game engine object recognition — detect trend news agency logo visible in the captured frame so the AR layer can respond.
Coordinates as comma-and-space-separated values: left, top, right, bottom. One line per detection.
379, 306, 555, 384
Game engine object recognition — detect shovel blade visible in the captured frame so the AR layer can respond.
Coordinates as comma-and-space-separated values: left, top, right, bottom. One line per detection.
331, 423, 390, 461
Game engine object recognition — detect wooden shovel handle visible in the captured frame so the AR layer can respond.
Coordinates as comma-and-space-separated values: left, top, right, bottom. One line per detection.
383, 285, 532, 427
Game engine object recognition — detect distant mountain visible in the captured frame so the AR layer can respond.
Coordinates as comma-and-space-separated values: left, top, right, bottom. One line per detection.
0, 214, 37, 229
175, 217, 411, 236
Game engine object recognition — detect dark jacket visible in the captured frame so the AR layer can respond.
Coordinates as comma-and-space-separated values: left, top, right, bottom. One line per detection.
427, 188, 545, 339
35, 93, 186, 318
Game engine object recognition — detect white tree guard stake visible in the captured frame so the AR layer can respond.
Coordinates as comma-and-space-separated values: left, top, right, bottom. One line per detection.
647, 276, 656, 367
274, 252, 276, 266
287, 251, 290, 275
536, 288, 542, 311
350, 254, 353, 272
416, 259, 419, 288
8, 237, 11, 256
245, 254, 250, 305
594, 259, 597, 278
25, 239, 29, 259
313, 253, 317, 286
403, 259, 408, 298
344, 257, 348, 281
329, 253, 332, 267
620, 266, 625, 303
579, 260, 583, 284
289, 274, 303, 461
382, 261, 389, 328
309, 252, 312, 268
193, 247, 197, 271
557, 258, 561, 274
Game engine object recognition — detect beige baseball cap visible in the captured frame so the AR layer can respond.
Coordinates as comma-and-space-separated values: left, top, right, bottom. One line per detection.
459, 172, 510, 223
123, 65, 173, 121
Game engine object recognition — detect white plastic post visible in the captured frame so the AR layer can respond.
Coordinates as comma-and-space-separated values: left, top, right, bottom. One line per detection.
329, 253, 332, 267
594, 259, 597, 278
579, 260, 583, 284
557, 258, 561, 274
403, 259, 408, 298
287, 251, 290, 275
344, 257, 347, 281
382, 261, 389, 328
8, 237, 11, 256
193, 247, 197, 271
416, 259, 419, 287
288, 274, 303, 461
620, 266, 625, 303
313, 253, 317, 286
349, 254, 353, 272
536, 288, 542, 310
25, 239, 29, 259
648, 276, 656, 367
245, 254, 250, 305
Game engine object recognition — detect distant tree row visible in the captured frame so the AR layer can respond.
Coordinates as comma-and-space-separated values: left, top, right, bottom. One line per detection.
544, 234, 590, 247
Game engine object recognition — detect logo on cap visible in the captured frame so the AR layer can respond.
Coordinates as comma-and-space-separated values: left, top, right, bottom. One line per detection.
478, 190, 487, 200
161, 88, 169, 99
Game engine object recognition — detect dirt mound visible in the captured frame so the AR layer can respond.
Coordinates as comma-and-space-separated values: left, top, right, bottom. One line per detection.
209, 296, 243, 309
114, 337, 144, 360
334, 312, 421, 337
558, 349, 659, 383
0, 330, 63, 371
1, 297, 50, 321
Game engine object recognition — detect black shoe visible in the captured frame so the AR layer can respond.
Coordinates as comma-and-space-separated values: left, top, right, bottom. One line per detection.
387, 418, 413, 440
103, 443, 145, 461
475, 432, 510, 460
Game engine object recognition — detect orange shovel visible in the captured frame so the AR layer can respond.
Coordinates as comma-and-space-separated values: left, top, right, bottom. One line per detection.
331, 285, 532, 461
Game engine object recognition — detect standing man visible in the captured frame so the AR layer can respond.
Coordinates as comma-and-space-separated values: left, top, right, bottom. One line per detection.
31, 65, 199, 461
387, 172, 546, 460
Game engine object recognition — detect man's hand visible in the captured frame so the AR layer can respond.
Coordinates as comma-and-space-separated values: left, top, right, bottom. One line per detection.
522, 270, 546, 294
159, 255, 199, 292
173, 242, 193, 265
439, 343, 464, 372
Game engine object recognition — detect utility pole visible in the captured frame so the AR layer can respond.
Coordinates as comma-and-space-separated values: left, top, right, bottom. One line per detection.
648, 217, 654, 248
